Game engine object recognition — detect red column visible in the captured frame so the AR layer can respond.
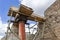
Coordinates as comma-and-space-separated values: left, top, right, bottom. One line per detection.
19, 21, 26, 40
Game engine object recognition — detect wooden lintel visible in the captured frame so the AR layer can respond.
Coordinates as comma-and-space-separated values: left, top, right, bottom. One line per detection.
8, 4, 45, 22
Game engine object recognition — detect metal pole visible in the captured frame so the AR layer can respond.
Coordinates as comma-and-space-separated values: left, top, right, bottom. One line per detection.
6, 11, 13, 40
28, 24, 30, 40
41, 22, 45, 40
19, 21, 26, 40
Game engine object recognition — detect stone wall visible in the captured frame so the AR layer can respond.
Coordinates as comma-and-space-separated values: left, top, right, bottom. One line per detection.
1, 24, 19, 40
1, 23, 35, 40
35, 22, 54, 40
44, 0, 60, 40
1, 0, 60, 40
36, 0, 60, 40
1, 33, 19, 40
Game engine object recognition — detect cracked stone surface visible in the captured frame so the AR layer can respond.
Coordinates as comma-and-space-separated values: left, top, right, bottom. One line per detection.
44, 0, 60, 40
35, 0, 60, 40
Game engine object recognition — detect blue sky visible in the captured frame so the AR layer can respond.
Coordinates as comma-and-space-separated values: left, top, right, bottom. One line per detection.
0, 0, 36, 24
0, 0, 20, 39
0, 0, 56, 23
0, 0, 37, 39
0, 0, 20, 23
0, 0, 56, 39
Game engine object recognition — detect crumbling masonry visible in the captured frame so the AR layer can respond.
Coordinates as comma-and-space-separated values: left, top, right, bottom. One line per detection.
1, 0, 60, 40
37, 0, 60, 40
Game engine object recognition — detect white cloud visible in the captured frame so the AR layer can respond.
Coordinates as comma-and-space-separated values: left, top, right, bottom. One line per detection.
18, 0, 56, 34
0, 16, 37, 39
0, 36, 4, 40
0, 17, 8, 39
0, 0, 56, 39
19, 0, 56, 17
0, 16, 13, 39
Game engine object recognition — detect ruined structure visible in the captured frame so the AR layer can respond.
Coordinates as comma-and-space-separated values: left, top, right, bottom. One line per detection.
45, 0, 60, 40
1, 0, 60, 40
37, 0, 60, 40
1, 23, 35, 40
